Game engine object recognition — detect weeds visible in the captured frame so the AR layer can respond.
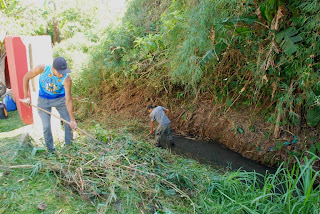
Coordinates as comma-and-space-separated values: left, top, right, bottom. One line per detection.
2, 122, 319, 213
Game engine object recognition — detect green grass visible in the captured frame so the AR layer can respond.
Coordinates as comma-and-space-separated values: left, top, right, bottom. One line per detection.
0, 110, 25, 133
0, 119, 319, 213
0, 135, 23, 165
0, 137, 96, 214
0, 169, 96, 213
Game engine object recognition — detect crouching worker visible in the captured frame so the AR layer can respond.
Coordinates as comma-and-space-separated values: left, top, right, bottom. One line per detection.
147, 105, 175, 147
20, 57, 77, 153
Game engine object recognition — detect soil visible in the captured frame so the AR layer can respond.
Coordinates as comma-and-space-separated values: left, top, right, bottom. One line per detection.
76, 83, 320, 168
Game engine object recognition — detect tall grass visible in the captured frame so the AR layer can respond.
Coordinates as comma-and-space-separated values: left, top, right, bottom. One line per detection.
257, 154, 320, 213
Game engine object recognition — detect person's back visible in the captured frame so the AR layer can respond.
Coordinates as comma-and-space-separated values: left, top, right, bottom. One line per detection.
150, 106, 170, 126
147, 105, 174, 147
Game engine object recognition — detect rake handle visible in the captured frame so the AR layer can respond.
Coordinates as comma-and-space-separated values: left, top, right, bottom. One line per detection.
29, 104, 104, 145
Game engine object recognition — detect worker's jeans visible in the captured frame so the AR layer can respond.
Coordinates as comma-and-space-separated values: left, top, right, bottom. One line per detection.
155, 124, 174, 145
38, 96, 73, 150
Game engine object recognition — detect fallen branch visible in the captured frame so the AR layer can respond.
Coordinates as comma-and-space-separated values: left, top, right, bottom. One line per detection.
0, 164, 34, 169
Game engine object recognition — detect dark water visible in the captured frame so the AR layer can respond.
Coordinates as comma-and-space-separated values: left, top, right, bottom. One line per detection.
161, 134, 276, 176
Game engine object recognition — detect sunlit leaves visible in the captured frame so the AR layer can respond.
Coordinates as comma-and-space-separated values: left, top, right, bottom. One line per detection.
134, 34, 164, 54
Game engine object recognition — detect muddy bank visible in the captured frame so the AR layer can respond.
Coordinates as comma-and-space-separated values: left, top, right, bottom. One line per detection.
76, 84, 317, 168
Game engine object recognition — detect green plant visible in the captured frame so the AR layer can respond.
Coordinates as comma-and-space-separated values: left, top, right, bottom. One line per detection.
134, 33, 164, 55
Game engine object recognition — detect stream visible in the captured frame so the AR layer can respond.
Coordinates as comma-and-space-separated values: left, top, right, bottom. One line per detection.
161, 134, 276, 176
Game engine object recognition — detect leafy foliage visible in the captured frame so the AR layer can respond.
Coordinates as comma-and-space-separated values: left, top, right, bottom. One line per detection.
0, 0, 47, 36
276, 27, 303, 55
2, 0, 320, 160
75, 0, 320, 139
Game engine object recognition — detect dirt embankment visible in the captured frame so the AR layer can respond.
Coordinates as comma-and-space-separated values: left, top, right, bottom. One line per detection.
77, 84, 319, 168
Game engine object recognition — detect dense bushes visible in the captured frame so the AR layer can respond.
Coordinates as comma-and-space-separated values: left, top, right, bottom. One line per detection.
79, 0, 320, 140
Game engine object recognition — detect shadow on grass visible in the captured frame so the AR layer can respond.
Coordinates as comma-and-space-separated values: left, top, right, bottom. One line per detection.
0, 110, 25, 133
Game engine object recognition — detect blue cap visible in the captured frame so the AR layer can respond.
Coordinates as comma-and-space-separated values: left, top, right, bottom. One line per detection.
53, 57, 71, 74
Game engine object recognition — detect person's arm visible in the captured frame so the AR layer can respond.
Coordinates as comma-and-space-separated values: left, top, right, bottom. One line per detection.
64, 75, 77, 129
20, 64, 45, 107
164, 108, 170, 114
150, 120, 154, 134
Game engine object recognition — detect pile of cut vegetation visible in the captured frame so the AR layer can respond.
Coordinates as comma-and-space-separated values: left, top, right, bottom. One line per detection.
1, 125, 320, 213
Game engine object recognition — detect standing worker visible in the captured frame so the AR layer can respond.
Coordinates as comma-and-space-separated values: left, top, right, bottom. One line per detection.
20, 57, 77, 153
147, 105, 175, 147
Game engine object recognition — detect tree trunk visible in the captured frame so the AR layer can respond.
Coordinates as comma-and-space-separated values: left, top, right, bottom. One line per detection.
52, 17, 60, 45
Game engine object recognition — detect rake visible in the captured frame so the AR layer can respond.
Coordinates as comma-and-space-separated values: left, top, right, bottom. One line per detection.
25, 102, 104, 145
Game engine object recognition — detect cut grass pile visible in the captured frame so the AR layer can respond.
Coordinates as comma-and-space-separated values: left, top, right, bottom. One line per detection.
1, 168, 96, 213
0, 135, 96, 213
0, 121, 319, 213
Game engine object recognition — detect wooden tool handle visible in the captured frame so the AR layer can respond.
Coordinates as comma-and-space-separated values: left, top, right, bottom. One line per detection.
30, 104, 104, 145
